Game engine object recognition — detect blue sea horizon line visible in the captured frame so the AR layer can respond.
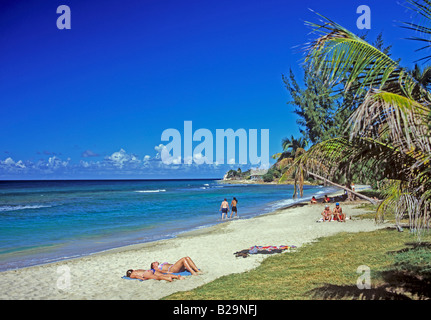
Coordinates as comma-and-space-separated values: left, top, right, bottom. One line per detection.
0, 178, 223, 182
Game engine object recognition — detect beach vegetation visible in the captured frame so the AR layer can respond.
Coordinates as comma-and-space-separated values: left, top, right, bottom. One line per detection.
279, 0, 431, 237
280, 135, 308, 160
164, 227, 431, 300
262, 166, 282, 182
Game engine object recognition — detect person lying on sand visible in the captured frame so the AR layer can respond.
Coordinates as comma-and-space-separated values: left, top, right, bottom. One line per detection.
126, 269, 185, 281
150, 256, 202, 275
321, 205, 332, 221
332, 202, 345, 222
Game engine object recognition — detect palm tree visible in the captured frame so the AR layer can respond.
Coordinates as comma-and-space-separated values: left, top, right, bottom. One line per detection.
272, 136, 308, 190
281, 1, 431, 236
410, 64, 431, 90
272, 135, 308, 165
281, 135, 308, 157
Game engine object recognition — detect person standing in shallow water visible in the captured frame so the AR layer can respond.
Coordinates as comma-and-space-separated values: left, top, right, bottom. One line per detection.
230, 197, 238, 219
220, 198, 229, 220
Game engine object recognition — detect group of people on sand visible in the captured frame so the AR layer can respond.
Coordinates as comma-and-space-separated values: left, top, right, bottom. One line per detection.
321, 203, 346, 222
126, 197, 241, 281
310, 194, 331, 204
219, 197, 238, 220
311, 195, 346, 222
126, 256, 202, 281
125, 197, 240, 282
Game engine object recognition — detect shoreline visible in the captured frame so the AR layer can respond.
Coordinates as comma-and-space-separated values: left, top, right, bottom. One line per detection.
218, 178, 316, 185
0, 182, 339, 273
0, 188, 388, 300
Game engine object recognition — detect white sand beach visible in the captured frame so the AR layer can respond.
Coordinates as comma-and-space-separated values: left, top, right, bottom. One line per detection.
0, 199, 387, 300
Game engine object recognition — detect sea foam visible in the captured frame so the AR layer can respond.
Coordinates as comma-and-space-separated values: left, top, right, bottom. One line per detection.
135, 189, 166, 193
0, 205, 52, 212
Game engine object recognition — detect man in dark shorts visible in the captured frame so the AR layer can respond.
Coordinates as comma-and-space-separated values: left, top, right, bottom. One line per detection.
230, 197, 238, 218
219, 198, 229, 220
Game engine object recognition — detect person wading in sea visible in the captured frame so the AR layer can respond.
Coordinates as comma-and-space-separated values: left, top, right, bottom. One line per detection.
220, 198, 229, 220
230, 197, 238, 219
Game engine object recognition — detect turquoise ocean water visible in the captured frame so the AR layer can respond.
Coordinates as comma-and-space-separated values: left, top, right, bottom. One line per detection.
0, 179, 339, 271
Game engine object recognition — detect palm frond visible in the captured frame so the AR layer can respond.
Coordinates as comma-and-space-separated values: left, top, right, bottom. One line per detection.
347, 89, 431, 157
401, 0, 431, 62
293, 5, 431, 236
304, 11, 431, 102
299, 137, 420, 182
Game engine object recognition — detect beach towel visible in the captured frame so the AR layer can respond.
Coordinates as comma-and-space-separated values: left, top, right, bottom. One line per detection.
122, 270, 193, 281
234, 245, 296, 258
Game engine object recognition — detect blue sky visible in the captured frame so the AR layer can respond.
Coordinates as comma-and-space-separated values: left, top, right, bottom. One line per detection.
0, 0, 424, 179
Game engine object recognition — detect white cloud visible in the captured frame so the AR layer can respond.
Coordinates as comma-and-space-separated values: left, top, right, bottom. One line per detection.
172, 156, 182, 165
154, 144, 166, 159
105, 148, 140, 168
1, 145, 250, 178
15, 160, 26, 168
192, 153, 211, 165
3, 157, 15, 165
0, 157, 27, 172
80, 160, 90, 168
47, 156, 69, 169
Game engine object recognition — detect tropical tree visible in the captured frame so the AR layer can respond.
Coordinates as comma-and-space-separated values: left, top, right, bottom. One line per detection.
272, 135, 307, 165
281, 135, 308, 157
284, 33, 394, 147
281, 1, 431, 237
283, 64, 342, 145
410, 64, 431, 90
269, 136, 307, 183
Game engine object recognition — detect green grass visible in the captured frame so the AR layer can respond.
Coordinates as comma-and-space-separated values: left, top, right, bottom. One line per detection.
164, 227, 431, 300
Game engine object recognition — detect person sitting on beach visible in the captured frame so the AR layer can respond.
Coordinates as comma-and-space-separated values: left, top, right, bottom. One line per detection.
126, 269, 185, 282
321, 205, 332, 221
333, 202, 345, 222
230, 197, 238, 218
311, 196, 317, 204
323, 195, 331, 203
150, 256, 202, 276
220, 198, 229, 220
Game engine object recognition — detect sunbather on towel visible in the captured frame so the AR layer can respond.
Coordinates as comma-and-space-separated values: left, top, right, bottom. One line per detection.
125, 269, 185, 281
150, 256, 202, 275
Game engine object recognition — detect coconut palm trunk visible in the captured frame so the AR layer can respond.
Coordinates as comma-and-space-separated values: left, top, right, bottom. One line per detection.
306, 171, 378, 205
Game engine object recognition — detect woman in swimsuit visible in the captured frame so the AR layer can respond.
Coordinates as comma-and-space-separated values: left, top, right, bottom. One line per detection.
126, 268, 185, 281
150, 256, 201, 275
